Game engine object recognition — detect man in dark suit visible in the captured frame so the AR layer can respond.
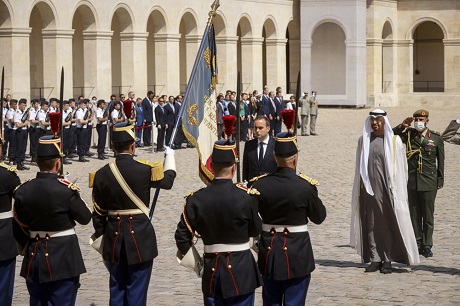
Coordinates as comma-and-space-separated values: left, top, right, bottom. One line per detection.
135, 98, 145, 147
242, 116, 277, 182
274, 92, 283, 135
261, 87, 271, 117
91, 122, 176, 305
250, 129, 326, 305
393, 109, 445, 258
142, 91, 154, 146
154, 97, 166, 151
164, 96, 176, 146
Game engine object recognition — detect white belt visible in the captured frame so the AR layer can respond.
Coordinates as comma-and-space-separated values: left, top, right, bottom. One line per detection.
29, 228, 76, 238
0, 211, 13, 220
262, 224, 308, 233
204, 242, 250, 253
108, 209, 144, 216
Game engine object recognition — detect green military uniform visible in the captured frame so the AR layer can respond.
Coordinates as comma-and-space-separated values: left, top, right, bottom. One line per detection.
393, 110, 444, 257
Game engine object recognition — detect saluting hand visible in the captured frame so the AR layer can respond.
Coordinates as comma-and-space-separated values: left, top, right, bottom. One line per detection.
400, 117, 413, 129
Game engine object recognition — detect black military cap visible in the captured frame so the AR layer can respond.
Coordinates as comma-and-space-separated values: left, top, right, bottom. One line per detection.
112, 122, 135, 144
274, 132, 298, 158
37, 135, 61, 160
18, 98, 27, 104
10, 99, 17, 104
413, 109, 429, 118
211, 139, 237, 164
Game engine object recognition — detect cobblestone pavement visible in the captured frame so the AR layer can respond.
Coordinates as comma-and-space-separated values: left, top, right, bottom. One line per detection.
11, 106, 460, 305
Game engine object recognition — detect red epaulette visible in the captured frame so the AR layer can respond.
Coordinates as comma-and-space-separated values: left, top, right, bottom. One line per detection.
58, 178, 81, 192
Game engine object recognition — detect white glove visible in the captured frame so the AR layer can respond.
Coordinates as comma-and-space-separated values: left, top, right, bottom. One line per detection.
164, 146, 175, 156
163, 147, 176, 172
456, 118, 460, 124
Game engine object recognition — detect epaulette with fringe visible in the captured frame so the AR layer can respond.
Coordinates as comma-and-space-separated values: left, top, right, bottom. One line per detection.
58, 178, 81, 192
298, 173, 319, 186
136, 159, 164, 181
184, 186, 206, 199
13, 179, 31, 194
0, 162, 17, 173
88, 172, 96, 188
235, 183, 260, 195
249, 173, 269, 182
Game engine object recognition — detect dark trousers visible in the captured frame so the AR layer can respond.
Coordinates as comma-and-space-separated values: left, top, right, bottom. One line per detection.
157, 127, 165, 150
7, 128, 15, 160
174, 123, 185, 148
204, 271, 255, 306
29, 127, 39, 157
26, 252, 79, 306
0, 257, 15, 306
165, 126, 173, 146
408, 189, 437, 249
104, 242, 153, 306
135, 127, 142, 147
96, 124, 107, 154
39, 129, 51, 137
262, 274, 311, 306
15, 129, 28, 163
143, 124, 152, 146
274, 119, 282, 135
63, 128, 71, 156
76, 128, 86, 156
270, 119, 276, 137
2, 125, 9, 156
70, 125, 77, 152
240, 120, 248, 142
85, 124, 92, 150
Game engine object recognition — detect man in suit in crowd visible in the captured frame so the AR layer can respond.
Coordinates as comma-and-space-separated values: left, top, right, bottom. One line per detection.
261, 87, 271, 117
393, 109, 445, 258
142, 91, 154, 147
216, 94, 225, 139
154, 97, 166, 152
242, 115, 277, 182
135, 98, 145, 147
273, 92, 283, 135
164, 96, 176, 146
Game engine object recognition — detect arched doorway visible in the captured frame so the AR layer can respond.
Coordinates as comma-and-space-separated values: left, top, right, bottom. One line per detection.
311, 22, 346, 95
382, 20, 394, 93
237, 16, 253, 92
179, 12, 198, 94
286, 20, 300, 94
146, 9, 167, 95
262, 18, 277, 89
0, 0, 12, 95
413, 21, 444, 92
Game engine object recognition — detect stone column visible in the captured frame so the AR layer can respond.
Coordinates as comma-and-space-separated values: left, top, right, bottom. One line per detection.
395, 39, 413, 95
266, 38, 287, 90
300, 39, 312, 94
443, 39, 460, 94
120, 32, 149, 97
216, 36, 238, 92
185, 34, 201, 84
366, 38, 382, 106
345, 39, 367, 106
0, 28, 31, 100
82, 31, 113, 99
154, 34, 181, 95
42, 29, 74, 99
288, 38, 300, 93
241, 37, 264, 92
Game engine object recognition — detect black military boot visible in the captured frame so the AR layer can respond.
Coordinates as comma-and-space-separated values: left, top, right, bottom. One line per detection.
20, 162, 30, 170
98, 153, 104, 160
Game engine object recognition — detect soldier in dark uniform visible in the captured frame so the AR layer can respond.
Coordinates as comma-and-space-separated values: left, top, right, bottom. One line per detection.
175, 137, 262, 305
250, 114, 327, 305
91, 122, 176, 306
0, 162, 21, 306
393, 109, 445, 258
12, 135, 92, 305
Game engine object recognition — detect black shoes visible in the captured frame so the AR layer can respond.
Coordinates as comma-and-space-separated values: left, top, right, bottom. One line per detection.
78, 156, 89, 162
421, 248, 433, 258
380, 262, 392, 274
365, 262, 382, 272
97, 154, 105, 160
17, 162, 30, 171
63, 157, 72, 165
85, 151, 94, 157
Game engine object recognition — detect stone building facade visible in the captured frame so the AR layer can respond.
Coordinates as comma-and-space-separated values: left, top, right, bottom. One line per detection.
0, 0, 458, 106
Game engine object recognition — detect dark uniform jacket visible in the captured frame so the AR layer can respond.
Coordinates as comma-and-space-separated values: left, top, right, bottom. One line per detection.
242, 136, 277, 182
393, 126, 445, 191
155, 105, 166, 128
175, 179, 263, 299
0, 164, 20, 261
92, 154, 176, 265
13, 172, 92, 283
251, 168, 326, 281
141, 97, 154, 123
164, 103, 176, 126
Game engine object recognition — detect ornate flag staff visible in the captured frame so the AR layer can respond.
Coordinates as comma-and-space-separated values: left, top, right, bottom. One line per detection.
235, 71, 242, 182
56, 67, 65, 175
0, 67, 4, 156
294, 71, 301, 136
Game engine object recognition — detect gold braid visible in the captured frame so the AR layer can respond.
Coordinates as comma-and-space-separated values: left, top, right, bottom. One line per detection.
182, 202, 201, 239
406, 131, 423, 173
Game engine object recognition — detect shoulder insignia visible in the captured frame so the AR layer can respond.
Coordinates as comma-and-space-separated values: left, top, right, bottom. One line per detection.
13, 179, 31, 193
235, 183, 248, 191
0, 162, 17, 173
430, 130, 440, 136
89, 172, 96, 188
136, 159, 164, 181
58, 178, 81, 192
249, 173, 269, 182
184, 186, 205, 199
247, 187, 260, 195
299, 173, 319, 186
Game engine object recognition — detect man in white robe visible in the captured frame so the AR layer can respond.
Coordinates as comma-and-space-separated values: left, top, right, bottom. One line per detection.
350, 109, 419, 274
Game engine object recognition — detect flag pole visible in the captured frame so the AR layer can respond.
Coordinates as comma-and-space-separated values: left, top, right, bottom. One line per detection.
294, 71, 301, 136
0, 67, 4, 158
150, 0, 220, 220
59, 67, 64, 175
235, 72, 242, 182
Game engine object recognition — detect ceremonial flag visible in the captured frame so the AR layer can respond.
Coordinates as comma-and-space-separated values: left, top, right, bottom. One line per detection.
181, 5, 219, 185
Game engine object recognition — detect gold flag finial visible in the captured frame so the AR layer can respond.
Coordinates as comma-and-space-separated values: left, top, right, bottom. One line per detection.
207, 0, 220, 25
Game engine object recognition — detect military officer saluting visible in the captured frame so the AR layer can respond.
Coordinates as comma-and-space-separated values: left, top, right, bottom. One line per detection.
393, 109, 445, 258
0, 161, 21, 306
12, 135, 92, 305
175, 119, 263, 305
91, 122, 176, 306
249, 110, 327, 305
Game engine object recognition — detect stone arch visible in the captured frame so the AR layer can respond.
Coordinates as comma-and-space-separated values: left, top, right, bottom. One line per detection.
286, 19, 300, 93
0, 0, 12, 96
147, 8, 168, 94
179, 11, 199, 92
236, 14, 253, 38
310, 17, 349, 41
0, 0, 12, 28
412, 20, 445, 92
72, 3, 97, 98
111, 6, 134, 96
262, 17, 277, 39
262, 17, 279, 88
29, 1, 58, 99
237, 15, 254, 91
382, 19, 394, 93
213, 12, 226, 37
407, 17, 448, 40
311, 21, 346, 95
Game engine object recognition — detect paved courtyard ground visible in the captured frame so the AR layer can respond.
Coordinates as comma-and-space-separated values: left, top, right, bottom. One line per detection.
10, 106, 460, 305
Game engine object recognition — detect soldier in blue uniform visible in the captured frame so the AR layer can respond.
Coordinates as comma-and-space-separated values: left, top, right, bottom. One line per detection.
249, 112, 327, 305
175, 137, 263, 306
91, 122, 176, 305
0, 161, 21, 306
12, 135, 92, 306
